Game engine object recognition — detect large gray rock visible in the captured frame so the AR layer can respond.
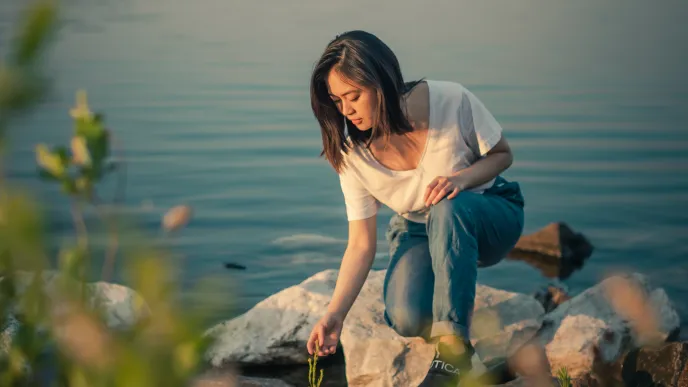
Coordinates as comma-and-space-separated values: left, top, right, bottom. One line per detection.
204, 269, 547, 387
205, 269, 336, 365
527, 273, 680, 379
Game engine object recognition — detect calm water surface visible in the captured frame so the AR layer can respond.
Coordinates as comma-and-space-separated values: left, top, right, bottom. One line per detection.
1, 0, 687, 325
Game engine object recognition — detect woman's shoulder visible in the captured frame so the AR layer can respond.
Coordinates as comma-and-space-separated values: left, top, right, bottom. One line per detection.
423, 79, 470, 125
426, 79, 468, 100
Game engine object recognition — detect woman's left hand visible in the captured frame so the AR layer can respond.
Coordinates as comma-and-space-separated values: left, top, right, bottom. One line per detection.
424, 175, 465, 207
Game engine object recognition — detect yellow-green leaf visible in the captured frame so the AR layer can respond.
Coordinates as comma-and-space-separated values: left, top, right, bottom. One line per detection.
70, 136, 91, 166
35, 143, 65, 178
13, 0, 57, 66
69, 90, 93, 121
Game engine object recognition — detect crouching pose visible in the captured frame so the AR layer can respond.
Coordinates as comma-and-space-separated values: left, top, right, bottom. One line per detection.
306, 30, 525, 387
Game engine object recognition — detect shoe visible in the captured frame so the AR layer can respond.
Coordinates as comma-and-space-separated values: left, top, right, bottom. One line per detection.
418, 342, 473, 387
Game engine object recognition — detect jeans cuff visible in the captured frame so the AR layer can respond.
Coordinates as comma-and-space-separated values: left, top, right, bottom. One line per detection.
430, 321, 470, 341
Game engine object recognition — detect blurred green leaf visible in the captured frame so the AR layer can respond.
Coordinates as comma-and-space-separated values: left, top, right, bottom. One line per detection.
58, 246, 87, 282
70, 90, 93, 121
37, 168, 60, 181
0, 189, 47, 272
74, 176, 91, 195
0, 2, 229, 386
35, 143, 68, 179
0, 66, 20, 108
71, 136, 91, 167
61, 178, 77, 195
12, 0, 58, 67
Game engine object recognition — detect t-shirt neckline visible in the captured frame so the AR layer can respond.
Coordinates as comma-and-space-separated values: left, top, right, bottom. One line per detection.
363, 80, 435, 176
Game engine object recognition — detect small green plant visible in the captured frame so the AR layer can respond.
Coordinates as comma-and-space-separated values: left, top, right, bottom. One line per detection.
556, 366, 572, 387
307, 341, 324, 387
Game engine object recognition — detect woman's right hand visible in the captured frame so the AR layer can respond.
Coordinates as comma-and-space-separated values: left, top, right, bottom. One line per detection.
307, 312, 344, 357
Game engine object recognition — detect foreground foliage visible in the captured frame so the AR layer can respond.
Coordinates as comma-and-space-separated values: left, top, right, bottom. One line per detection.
0, 2, 224, 386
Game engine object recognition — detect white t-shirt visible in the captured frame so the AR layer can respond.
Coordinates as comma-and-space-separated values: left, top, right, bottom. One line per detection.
338, 80, 504, 224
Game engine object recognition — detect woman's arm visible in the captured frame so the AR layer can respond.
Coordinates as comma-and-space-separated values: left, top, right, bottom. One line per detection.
451, 135, 513, 190
326, 215, 378, 319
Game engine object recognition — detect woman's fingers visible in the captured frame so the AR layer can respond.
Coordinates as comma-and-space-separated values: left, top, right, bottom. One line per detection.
426, 181, 454, 206
446, 187, 460, 200
316, 325, 326, 355
424, 177, 440, 203
307, 324, 325, 355
307, 332, 317, 355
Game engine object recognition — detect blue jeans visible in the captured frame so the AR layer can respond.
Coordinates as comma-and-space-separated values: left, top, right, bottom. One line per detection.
382, 176, 525, 342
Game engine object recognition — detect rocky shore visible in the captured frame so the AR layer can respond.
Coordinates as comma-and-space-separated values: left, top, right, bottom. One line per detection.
200, 223, 687, 386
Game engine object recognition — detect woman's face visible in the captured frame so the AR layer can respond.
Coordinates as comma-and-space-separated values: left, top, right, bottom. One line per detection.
327, 69, 377, 131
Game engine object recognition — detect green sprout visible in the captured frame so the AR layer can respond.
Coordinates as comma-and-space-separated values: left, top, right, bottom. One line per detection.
556, 366, 572, 387
308, 341, 325, 387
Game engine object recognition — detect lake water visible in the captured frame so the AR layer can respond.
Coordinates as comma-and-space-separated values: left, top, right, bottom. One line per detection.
1, 0, 687, 328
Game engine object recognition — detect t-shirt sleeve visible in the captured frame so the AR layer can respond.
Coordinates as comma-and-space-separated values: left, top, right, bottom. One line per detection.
338, 167, 379, 221
459, 86, 504, 157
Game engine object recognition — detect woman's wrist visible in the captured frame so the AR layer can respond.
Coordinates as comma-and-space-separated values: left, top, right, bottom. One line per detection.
325, 306, 347, 321
448, 172, 471, 192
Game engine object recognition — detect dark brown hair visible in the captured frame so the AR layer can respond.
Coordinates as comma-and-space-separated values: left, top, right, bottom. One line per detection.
310, 30, 422, 173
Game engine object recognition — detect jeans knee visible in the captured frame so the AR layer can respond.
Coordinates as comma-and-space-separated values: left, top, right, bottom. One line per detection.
384, 307, 431, 338
428, 192, 477, 232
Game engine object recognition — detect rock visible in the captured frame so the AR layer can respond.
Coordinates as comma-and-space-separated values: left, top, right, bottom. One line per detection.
192, 371, 294, 387
527, 273, 680, 379
0, 314, 20, 356
7, 271, 149, 329
616, 341, 688, 386
533, 280, 572, 313
238, 377, 293, 387
205, 269, 546, 387
494, 377, 560, 386
568, 342, 688, 387
0, 271, 149, 356
512, 222, 593, 261
510, 222, 594, 279
86, 281, 151, 329
204, 269, 337, 365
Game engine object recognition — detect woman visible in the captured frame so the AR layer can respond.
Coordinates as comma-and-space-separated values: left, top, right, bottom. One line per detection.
306, 30, 525, 387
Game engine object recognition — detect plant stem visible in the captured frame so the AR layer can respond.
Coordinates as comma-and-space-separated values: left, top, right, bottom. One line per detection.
92, 194, 119, 282
71, 200, 89, 300
71, 200, 88, 251
99, 131, 126, 282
